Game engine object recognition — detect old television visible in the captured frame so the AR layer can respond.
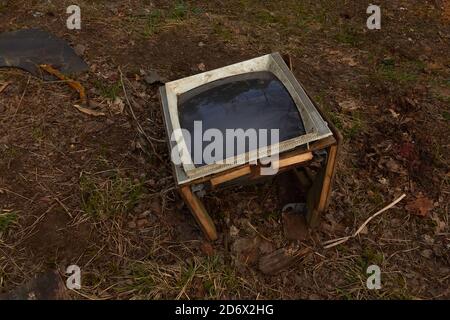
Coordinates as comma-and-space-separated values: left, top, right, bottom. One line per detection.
159, 52, 332, 184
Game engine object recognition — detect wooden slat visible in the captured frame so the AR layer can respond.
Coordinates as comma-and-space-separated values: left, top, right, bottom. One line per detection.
306, 144, 338, 227
274, 151, 313, 169
210, 165, 251, 187
318, 145, 338, 211
180, 186, 218, 241
259, 246, 310, 275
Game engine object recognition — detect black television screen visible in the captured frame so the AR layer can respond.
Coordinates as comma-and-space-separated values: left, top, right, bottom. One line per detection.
178, 71, 306, 167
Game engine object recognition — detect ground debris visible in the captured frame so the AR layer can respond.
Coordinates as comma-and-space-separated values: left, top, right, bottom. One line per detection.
143, 70, 167, 85
258, 244, 310, 275
0, 270, 68, 300
405, 195, 434, 217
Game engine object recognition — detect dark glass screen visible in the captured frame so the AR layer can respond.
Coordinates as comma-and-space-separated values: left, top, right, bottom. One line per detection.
178, 71, 306, 166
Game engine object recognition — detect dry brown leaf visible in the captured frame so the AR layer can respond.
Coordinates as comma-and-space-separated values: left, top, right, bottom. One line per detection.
385, 158, 407, 175
197, 62, 206, 71
110, 97, 125, 114
405, 196, 434, 217
74, 104, 105, 117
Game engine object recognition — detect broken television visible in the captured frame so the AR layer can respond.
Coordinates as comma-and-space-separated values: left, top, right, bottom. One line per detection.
159, 53, 332, 184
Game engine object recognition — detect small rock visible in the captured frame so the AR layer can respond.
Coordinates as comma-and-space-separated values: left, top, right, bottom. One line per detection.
258, 239, 274, 255
198, 41, 205, 47
282, 211, 308, 241
232, 237, 260, 266
144, 70, 165, 85
32, 11, 44, 18
0, 270, 68, 300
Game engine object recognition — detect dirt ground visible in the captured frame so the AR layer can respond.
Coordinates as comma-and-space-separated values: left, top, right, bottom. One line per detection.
0, 0, 449, 299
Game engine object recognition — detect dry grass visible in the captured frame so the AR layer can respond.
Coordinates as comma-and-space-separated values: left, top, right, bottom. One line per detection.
0, 0, 449, 300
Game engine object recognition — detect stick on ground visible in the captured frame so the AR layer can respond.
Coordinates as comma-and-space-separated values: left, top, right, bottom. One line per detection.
323, 193, 406, 249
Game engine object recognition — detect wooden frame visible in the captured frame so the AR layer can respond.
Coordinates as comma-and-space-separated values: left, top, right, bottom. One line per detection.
163, 56, 342, 241
176, 129, 340, 241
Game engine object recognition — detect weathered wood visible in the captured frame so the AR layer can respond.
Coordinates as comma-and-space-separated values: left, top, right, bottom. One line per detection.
306, 144, 338, 227
184, 138, 333, 187
282, 211, 309, 241
293, 168, 312, 189
308, 135, 336, 152
180, 186, 218, 241
259, 245, 310, 275
306, 164, 326, 227
274, 151, 313, 169
318, 145, 338, 211
210, 165, 251, 186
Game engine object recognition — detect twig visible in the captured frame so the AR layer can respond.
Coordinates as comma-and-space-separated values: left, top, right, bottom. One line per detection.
0, 187, 33, 202
118, 67, 165, 163
323, 194, 406, 249
247, 221, 273, 243
11, 76, 30, 120
0, 81, 10, 94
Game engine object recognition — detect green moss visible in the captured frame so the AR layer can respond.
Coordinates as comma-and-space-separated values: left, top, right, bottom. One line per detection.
80, 174, 144, 219
0, 211, 17, 233
94, 80, 121, 100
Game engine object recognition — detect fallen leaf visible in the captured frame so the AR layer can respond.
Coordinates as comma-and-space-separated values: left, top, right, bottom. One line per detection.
405, 196, 433, 217
74, 104, 105, 117
197, 62, 206, 72
110, 97, 125, 114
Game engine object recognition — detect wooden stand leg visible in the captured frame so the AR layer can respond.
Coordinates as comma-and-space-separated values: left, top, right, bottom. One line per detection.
306, 144, 338, 227
318, 144, 338, 211
180, 186, 218, 241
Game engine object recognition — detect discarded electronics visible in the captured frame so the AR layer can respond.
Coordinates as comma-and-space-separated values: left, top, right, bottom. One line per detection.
0, 28, 88, 78
159, 52, 342, 241
0, 28, 90, 106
